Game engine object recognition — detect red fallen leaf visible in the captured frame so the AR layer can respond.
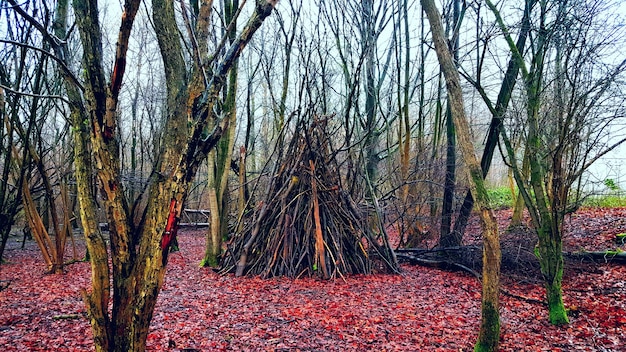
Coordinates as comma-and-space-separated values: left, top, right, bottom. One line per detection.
2, 213, 626, 351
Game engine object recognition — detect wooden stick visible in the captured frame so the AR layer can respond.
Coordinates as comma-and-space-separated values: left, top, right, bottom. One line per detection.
310, 160, 329, 279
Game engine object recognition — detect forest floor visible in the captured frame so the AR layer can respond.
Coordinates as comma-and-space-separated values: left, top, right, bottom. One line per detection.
0, 207, 625, 351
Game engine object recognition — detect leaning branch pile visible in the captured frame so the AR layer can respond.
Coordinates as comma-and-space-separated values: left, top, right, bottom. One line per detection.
221, 117, 399, 279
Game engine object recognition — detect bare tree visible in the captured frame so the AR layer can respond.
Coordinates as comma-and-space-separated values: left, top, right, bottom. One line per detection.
489, 0, 626, 325
0, 87, 24, 262
0, 6, 76, 271
7, 0, 276, 350
0, 28, 27, 260
450, 0, 535, 242
422, 0, 502, 350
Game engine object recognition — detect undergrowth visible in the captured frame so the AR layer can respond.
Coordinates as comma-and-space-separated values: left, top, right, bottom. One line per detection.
581, 195, 626, 208
484, 187, 626, 209
486, 187, 514, 209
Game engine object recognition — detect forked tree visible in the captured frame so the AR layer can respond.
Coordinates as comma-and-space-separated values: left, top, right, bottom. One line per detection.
487, 0, 626, 325
8, 0, 276, 350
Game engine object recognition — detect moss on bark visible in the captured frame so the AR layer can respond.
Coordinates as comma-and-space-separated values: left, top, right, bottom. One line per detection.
547, 275, 569, 325
474, 301, 500, 352
536, 224, 569, 325
200, 252, 220, 268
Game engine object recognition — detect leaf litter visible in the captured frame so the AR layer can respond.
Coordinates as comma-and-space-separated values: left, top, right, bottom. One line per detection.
0, 207, 624, 351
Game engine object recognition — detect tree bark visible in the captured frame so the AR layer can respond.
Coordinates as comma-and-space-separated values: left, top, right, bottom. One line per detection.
439, 106, 457, 247
363, 0, 379, 186
510, 144, 530, 226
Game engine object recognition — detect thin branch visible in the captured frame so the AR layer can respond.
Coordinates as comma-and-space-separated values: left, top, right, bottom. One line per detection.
0, 39, 84, 91
205, 0, 248, 70
0, 84, 71, 104
109, 0, 142, 101
6, 0, 65, 48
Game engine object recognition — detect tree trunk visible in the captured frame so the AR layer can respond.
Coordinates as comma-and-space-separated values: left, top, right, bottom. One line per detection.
0, 224, 10, 263
451, 0, 534, 239
363, 0, 379, 187
510, 144, 530, 227
201, 0, 239, 267
203, 185, 222, 267
439, 106, 457, 247
438, 0, 460, 249
537, 225, 568, 325
429, 74, 444, 218
422, 1, 501, 351
49, 0, 112, 348
523, 0, 568, 325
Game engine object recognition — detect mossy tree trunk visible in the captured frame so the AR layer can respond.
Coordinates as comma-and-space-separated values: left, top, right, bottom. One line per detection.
485, 0, 569, 325
201, 0, 239, 268
537, 222, 567, 324
421, 1, 501, 350
8, 0, 276, 350
526, 40, 568, 324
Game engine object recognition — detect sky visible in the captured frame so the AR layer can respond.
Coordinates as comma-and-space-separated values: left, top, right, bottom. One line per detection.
3, 0, 626, 193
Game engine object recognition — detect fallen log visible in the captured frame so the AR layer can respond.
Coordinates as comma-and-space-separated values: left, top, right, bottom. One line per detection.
397, 253, 547, 306
395, 245, 481, 255
400, 245, 626, 265
178, 222, 210, 227
564, 250, 626, 264
52, 314, 83, 320
395, 253, 480, 278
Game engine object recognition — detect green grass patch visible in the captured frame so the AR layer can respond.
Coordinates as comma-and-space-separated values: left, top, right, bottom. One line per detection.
483, 187, 626, 210
581, 195, 626, 208
486, 187, 515, 209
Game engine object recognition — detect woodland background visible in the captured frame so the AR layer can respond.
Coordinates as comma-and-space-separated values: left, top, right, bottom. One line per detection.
1, 0, 626, 351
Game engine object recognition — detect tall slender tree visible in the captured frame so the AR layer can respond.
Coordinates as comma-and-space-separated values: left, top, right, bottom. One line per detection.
438, 0, 462, 248
422, 0, 501, 350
